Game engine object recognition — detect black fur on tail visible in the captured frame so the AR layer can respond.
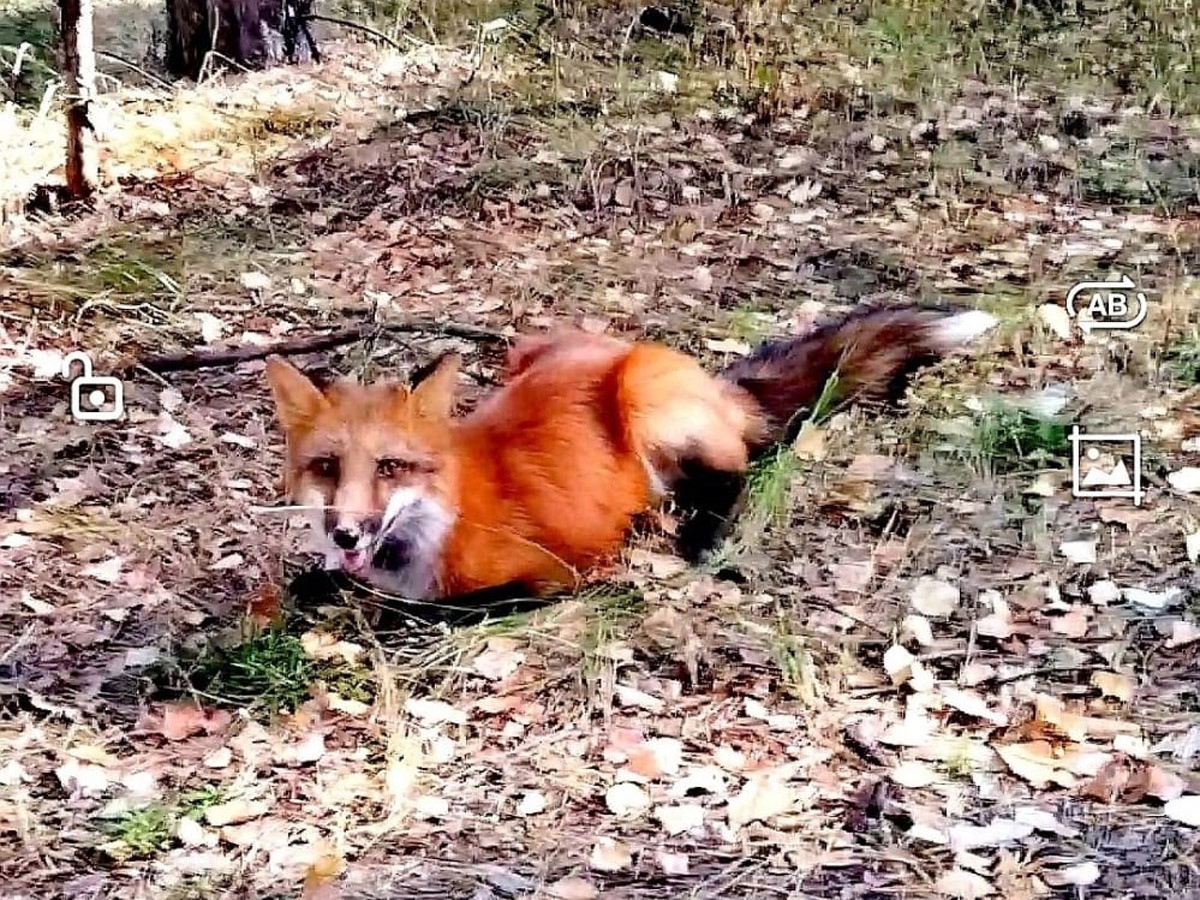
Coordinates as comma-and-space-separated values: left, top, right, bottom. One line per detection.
673, 305, 993, 561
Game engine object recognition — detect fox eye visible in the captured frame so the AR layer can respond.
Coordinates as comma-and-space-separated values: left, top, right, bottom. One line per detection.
310, 456, 339, 479
376, 457, 410, 478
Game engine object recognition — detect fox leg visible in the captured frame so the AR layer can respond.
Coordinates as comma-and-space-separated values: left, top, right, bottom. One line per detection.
671, 460, 749, 562
611, 343, 766, 563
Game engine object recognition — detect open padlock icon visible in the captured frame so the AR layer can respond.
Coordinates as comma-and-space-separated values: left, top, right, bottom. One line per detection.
62, 351, 125, 422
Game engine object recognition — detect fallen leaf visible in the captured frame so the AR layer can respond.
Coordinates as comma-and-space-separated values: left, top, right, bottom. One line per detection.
220, 818, 286, 848
626, 737, 683, 778
141, 702, 232, 741
241, 271, 272, 292
589, 838, 633, 872
545, 876, 599, 900
0, 760, 28, 786
606, 782, 651, 817
209, 553, 243, 571
713, 745, 745, 772
203, 747, 233, 769
1034, 693, 1140, 741
976, 608, 1013, 640
300, 631, 365, 666
613, 683, 665, 713
911, 577, 959, 616
1163, 794, 1200, 826
194, 312, 224, 343
1146, 765, 1187, 802
941, 688, 1008, 726
275, 732, 326, 765
516, 791, 547, 817
1059, 540, 1096, 564
1167, 468, 1200, 493
935, 868, 995, 898
19, 592, 54, 616
81, 556, 123, 583
792, 422, 827, 461
1091, 671, 1134, 702
705, 338, 751, 356
890, 760, 939, 788
1047, 862, 1101, 887
204, 798, 271, 827
883, 645, 934, 691
1123, 586, 1183, 610
1167, 620, 1200, 648
1186, 532, 1200, 563
1051, 604, 1091, 638
301, 843, 345, 900
1037, 304, 1073, 340
159, 387, 184, 412
404, 698, 467, 726
176, 817, 210, 848
832, 560, 874, 593
901, 614, 934, 646
656, 850, 690, 876
156, 412, 192, 449
414, 795, 449, 820
994, 741, 1077, 789
1012, 806, 1079, 837
948, 817, 1034, 851
54, 758, 110, 796
654, 803, 705, 836
884, 644, 916, 683
727, 772, 798, 830
472, 639, 526, 681
1025, 472, 1061, 497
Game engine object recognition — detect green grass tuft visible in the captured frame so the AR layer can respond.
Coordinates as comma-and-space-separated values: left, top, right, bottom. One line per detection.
101, 804, 174, 859
191, 627, 316, 715
970, 399, 1069, 475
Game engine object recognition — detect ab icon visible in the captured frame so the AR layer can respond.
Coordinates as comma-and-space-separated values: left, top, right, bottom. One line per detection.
63, 351, 125, 422
1065, 272, 1148, 332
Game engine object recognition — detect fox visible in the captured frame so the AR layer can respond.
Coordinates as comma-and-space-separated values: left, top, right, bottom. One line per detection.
264, 305, 997, 601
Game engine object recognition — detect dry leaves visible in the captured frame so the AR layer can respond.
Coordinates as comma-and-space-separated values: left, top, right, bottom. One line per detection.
139, 702, 232, 742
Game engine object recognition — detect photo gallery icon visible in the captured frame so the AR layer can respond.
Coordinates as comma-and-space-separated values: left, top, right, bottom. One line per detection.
1069, 426, 1144, 506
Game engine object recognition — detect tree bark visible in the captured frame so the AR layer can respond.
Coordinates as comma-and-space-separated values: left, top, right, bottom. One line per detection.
59, 0, 100, 199
165, 0, 318, 82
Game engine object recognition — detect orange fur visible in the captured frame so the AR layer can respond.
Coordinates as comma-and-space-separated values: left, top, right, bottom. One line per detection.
265, 306, 996, 599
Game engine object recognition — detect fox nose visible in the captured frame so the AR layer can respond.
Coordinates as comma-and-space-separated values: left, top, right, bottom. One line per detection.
331, 526, 360, 550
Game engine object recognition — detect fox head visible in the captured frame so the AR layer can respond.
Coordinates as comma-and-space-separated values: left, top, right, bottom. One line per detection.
264, 353, 461, 582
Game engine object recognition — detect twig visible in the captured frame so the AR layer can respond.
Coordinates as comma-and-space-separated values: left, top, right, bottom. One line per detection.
306, 14, 410, 52
130, 319, 508, 374
96, 49, 176, 92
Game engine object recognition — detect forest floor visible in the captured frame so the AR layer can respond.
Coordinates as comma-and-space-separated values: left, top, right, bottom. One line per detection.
2, 1, 1200, 898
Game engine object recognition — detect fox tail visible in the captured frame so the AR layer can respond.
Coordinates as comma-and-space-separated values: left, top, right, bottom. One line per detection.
719, 305, 999, 451
672, 305, 997, 560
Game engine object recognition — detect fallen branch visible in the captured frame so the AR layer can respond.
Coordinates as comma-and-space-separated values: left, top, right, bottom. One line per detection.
132, 320, 509, 374
306, 14, 415, 52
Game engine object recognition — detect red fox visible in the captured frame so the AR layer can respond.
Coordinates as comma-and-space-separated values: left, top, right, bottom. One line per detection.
265, 306, 996, 600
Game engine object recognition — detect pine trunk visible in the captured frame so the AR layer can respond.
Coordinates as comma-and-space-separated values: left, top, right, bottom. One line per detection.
59, 0, 100, 199
164, 0, 318, 82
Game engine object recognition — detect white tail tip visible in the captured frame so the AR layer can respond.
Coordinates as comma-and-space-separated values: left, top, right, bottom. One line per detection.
934, 310, 999, 348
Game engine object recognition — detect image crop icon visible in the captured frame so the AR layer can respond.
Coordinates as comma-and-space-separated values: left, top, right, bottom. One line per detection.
1069, 426, 1143, 505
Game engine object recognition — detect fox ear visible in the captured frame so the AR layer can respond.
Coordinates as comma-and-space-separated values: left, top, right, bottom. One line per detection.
265, 355, 326, 431
409, 352, 462, 420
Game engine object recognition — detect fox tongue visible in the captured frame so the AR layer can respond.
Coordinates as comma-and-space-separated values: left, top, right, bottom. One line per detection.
340, 549, 370, 572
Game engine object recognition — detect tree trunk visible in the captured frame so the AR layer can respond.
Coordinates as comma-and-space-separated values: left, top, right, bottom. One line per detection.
59, 0, 100, 199
165, 0, 318, 82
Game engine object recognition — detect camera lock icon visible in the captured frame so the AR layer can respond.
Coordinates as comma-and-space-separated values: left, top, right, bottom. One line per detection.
62, 351, 125, 422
